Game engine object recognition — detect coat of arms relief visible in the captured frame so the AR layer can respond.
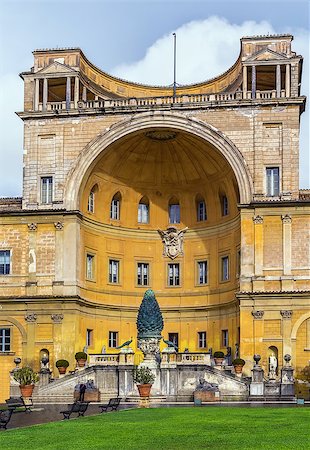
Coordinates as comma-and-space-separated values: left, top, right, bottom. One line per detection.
157, 226, 188, 259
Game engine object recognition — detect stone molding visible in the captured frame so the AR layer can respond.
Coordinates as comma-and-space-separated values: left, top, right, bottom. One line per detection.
281, 214, 292, 224
27, 223, 37, 231
51, 314, 64, 323
253, 215, 263, 224
54, 222, 64, 230
280, 310, 293, 319
252, 310, 264, 319
25, 313, 37, 322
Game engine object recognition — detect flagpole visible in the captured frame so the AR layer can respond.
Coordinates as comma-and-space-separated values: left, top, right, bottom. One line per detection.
173, 33, 176, 99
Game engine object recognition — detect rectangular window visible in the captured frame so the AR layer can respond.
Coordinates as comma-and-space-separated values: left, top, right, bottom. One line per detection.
0, 328, 10, 352
86, 254, 95, 280
197, 260, 208, 285
109, 331, 118, 348
221, 256, 229, 281
109, 259, 119, 283
41, 176, 53, 204
222, 196, 229, 216
168, 263, 180, 286
266, 167, 280, 197
137, 262, 149, 286
222, 329, 229, 347
197, 201, 207, 221
88, 192, 94, 213
169, 204, 180, 224
86, 329, 93, 347
0, 250, 10, 275
138, 204, 149, 223
168, 333, 179, 349
110, 200, 120, 220
198, 331, 207, 349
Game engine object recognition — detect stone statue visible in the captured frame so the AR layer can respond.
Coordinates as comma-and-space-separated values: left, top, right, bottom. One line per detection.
101, 345, 106, 354
269, 354, 278, 379
116, 338, 133, 349
196, 378, 219, 393
157, 226, 188, 259
234, 343, 239, 359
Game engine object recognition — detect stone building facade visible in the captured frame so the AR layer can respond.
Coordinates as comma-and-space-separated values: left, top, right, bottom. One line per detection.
0, 34, 309, 402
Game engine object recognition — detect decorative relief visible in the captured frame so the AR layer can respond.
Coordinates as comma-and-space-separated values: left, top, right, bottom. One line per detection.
280, 310, 293, 319
252, 310, 264, 319
25, 313, 37, 322
145, 130, 177, 141
51, 314, 64, 323
157, 226, 188, 260
28, 223, 37, 231
252, 215, 263, 224
54, 222, 64, 230
281, 214, 292, 224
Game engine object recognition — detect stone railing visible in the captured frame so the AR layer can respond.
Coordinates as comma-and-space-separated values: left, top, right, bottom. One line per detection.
35, 88, 290, 114
88, 354, 119, 366
161, 352, 211, 366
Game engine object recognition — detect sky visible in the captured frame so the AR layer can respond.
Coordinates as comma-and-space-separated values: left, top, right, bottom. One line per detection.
0, 0, 309, 197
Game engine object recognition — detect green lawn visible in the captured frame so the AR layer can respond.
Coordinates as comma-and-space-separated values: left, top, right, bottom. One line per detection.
0, 407, 309, 449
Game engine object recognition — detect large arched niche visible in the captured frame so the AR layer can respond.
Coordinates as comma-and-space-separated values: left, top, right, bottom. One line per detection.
64, 112, 253, 211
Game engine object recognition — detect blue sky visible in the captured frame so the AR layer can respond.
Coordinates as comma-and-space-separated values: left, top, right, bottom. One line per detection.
0, 0, 309, 196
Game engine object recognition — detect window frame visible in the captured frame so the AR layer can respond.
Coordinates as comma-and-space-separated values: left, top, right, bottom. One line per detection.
0, 250, 11, 275
86, 329, 93, 347
169, 203, 180, 224
0, 328, 11, 352
222, 195, 229, 216
222, 329, 229, 348
266, 166, 280, 197
197, 260, 208, 285
108, 259, 120, 284
167, 262, 180, 287
220, 255, 230, 282
87, 191, 95, 213
41, 176, 53, 204
198, 331, 207, 349
137, 262, 150, 287
110, 192, 121, 220
108, 331, 118, 348
168, 332, 179, 349
197, 200, 207, 222
138, 199, 149, 224
86, 253, 95, 281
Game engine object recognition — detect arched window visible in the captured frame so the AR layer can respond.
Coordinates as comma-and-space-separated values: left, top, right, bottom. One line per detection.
87, 184, 98, 213
219, 192, 229, 216
196, 194, 207, 221
138, 196, 149, 223
169, 197, 180, 224
110, 192, 121, 220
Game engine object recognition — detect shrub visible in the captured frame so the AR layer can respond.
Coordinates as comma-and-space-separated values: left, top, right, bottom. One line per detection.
13, 366, 39, 385
213, 351, 225, 358
296, 365, 310, 382
75, 351, 87, 361
133, 366, 155, 385
232, 358, 246, 366
56, 359, 69, 368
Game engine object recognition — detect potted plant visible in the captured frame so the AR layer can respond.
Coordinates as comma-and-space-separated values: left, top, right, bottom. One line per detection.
232, 358, 246, 374
213, 351, 225, 366
133, 366, 155, 398
75, 351, 87, 367
13, 366, 39, 397
56, 359, 69, 375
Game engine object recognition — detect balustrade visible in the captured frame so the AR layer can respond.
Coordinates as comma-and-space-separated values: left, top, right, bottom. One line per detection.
88, 354, 119, 366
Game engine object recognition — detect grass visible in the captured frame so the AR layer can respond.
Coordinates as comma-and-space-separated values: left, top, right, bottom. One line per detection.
0, 407, 309, 449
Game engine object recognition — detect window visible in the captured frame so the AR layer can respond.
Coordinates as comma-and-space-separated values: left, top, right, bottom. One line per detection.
0, 250, 10, 275
168, 263, 180, 286
198, 331, 207, 349
86, 254, 94, 279
266, 167, 280, 197
109, 331, 118, 348
110, 192, 121, 220
197, 261, 208, 285
196, 195, 207, 221
88, 191, 95, 213
222, 329, 229, 347
86, 329, 93, 347
168, 333, 179, 349
169, 197, 180, 224
41, 176, 53, 204
0, 328, 10, 352
137, 262, 149, 286
138, 197, 149, 223
109, 259, 119, 283
221, 256, 229, 281
222, 195, 229, 216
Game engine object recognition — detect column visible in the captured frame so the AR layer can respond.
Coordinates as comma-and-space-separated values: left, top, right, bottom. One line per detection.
243, 65, 247, 98
34, 78, 39, 111
82, 86, 87, 102
276, 64, 281, 97
251, 65, 256, 99
66, 77, 71, 110
43, 78, 48, 111
285, 64, 291, 97
74, 77, 79, 109
280, 310, 293, 357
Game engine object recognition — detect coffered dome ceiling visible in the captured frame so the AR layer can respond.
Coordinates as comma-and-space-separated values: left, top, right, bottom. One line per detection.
93, 128, 236, 190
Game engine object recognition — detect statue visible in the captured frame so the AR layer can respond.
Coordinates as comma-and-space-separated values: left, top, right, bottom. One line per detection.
269, 354, 278, 379
157, 226, 188, 259
234, 343, 239, 359
116, 338, 133, 349
163, 338, 178, 352
226, 346, 232, 366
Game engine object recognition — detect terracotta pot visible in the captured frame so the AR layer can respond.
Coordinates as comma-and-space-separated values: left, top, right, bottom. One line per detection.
20, 384, 34, 398
234, 365, 244, 374
58, 366, 67, 375
214, 358, 224, 366
137, 384, 152, 398
77, 359, 86, 367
